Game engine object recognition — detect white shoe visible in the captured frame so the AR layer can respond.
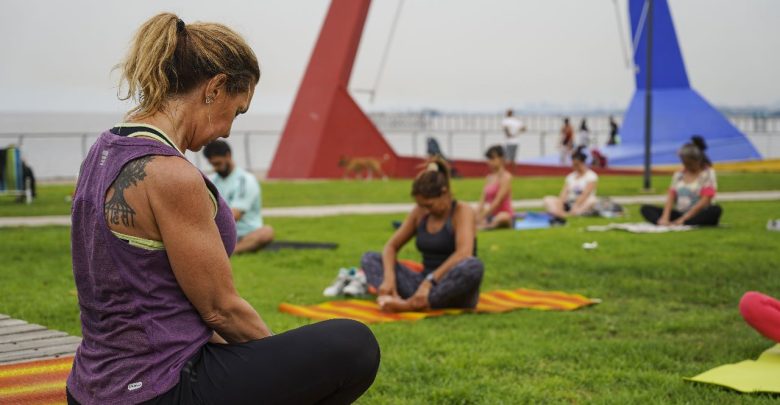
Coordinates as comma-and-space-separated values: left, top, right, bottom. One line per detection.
323, 268, 352, 297
342, 269, 367, 297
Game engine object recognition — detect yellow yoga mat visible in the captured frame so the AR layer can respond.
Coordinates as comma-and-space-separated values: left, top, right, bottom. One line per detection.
279, 288, 600, 324
686, 344, 780, 393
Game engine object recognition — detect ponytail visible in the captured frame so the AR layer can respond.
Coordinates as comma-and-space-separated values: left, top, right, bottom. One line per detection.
690, 135, 712, 167
117, 12, 260, 119
118, 13, 181, 118
411, 157, 451, 198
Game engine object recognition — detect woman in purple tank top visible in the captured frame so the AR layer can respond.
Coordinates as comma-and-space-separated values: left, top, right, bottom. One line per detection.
67, 13, 378, 405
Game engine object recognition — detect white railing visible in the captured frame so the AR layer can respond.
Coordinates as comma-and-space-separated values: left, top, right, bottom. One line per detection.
1, 114, 778, 180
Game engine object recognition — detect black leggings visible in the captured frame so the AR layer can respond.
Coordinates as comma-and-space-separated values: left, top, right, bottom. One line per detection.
67, 319, 380, 405
640, 204, 723, 226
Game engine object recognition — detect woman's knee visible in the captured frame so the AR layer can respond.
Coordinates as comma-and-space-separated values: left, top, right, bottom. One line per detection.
455, 257, 485, 280
323, 319, 380, 373
360, 251, 382, 268
640, 205, 657, 222
740, 291, 770, 323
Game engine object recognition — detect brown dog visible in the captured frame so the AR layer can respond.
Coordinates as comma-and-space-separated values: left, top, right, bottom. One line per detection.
338, 155, 389, 180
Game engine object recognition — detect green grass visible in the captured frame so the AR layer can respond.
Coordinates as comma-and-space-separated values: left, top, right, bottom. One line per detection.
2, 172, 780, 217
2, 200, 779, 403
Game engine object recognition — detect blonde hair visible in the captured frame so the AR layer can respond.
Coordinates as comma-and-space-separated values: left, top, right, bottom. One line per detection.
118, 13, 260, 118
412, 157, 451, 198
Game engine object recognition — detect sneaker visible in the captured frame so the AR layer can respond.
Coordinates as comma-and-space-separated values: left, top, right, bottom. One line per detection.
549, 216, 567, 226
768, 219, 780, 232
323, 268, 352, 297
342, 269, 367, 296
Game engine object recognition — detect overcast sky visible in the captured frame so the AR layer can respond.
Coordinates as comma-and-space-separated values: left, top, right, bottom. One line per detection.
1, 0, 778, 115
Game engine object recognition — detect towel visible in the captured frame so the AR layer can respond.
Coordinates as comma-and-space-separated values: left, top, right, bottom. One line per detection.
586, 222, 693, 233
279, 288, 599, 324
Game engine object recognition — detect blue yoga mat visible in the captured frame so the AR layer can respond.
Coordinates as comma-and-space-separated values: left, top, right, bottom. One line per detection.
513, 212, 553, 230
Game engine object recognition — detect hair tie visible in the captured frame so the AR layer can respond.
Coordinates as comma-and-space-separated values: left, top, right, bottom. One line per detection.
426, 162, 438, 172
176, 18, 186, 33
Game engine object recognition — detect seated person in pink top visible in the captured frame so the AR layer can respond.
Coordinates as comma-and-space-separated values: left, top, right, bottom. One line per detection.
544, 146, 599, 220
477, 145, 514, 230
641, 136, 722, 226
740, 291, 780, 343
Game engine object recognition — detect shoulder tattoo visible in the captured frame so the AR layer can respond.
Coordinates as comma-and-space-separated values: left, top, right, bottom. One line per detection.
104, 156, 154, 227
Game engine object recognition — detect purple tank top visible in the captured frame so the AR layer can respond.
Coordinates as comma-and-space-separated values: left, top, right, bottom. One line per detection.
67, 128, 237, 404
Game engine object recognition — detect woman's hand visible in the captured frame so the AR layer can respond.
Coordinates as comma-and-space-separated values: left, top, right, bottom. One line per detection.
671, 217, 686, 226
658, 216, 671, 226
408, 281, 431, 310
378, 279, 398, 297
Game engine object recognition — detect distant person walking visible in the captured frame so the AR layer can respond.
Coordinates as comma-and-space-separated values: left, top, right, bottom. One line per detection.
559, 117, 574, 165
501, 109, 525, 171
607, 116, 620, 146
577, 118, 591, 149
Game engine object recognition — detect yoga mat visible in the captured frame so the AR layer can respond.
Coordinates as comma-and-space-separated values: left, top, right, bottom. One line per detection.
264, 241, 339, 251
686, 344, 780, 393
513, 212, 554, 231
586, 222, 693, 233
0, 356, 72, 404
279, 288, 600, 324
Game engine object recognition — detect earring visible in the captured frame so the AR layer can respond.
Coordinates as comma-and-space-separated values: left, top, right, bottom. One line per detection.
205, 96, 213, 104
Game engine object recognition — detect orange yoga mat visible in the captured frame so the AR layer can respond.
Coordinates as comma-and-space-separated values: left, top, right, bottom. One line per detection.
0, 356, 72, 405
279, 288, 600, 324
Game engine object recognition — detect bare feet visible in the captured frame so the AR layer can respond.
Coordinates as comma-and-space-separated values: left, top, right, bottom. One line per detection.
377, 295, 431, 312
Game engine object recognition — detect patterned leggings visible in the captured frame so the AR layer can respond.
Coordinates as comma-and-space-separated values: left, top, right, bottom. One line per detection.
360, 252, 484, 309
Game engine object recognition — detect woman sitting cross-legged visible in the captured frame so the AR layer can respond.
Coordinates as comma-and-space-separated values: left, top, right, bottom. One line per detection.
641, 136, 722, 226
543, 146, 599, 220
361, 158, 484, 313
477, 145, 514, 230
67, 13, 378, 405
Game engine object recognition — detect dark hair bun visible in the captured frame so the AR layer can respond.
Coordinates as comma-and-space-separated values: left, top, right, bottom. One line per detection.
691, 135, 707, 151
571, 145, 588, 162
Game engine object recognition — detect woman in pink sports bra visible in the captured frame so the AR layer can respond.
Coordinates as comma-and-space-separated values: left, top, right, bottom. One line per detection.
477, 145, 514, 230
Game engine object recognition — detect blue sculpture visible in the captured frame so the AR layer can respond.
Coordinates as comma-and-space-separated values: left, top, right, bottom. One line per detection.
605, 0, 761, 165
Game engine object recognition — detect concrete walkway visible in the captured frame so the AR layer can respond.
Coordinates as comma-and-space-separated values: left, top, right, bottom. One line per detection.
1, 190, 779, 227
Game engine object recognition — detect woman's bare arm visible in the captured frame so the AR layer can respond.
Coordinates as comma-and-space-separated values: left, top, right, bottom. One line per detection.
572, 182, 596, 209
147, 157, 271, 343
659, 190, 676, 224
382, 209, 419, 280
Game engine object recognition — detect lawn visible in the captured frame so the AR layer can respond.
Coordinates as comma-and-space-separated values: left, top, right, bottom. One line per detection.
2, 172, 780, 217
2, 200, 779, 403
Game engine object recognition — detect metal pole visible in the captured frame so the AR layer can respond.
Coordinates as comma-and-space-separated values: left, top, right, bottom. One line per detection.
643, 0, 654, 191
